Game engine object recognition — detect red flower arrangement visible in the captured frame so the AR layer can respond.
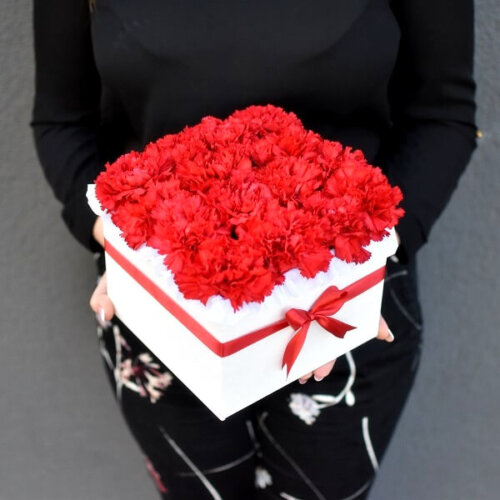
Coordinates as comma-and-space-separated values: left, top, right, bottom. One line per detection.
95, 104, 403, 310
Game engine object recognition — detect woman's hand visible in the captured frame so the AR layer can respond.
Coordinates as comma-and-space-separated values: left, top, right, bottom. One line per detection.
92, 216, 105, 247
90, 271, 115, 326
298, 316, 394, 384
90, 216, 115, 325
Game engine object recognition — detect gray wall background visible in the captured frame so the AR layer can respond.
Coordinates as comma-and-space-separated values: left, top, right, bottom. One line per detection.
0, 1, 498, 499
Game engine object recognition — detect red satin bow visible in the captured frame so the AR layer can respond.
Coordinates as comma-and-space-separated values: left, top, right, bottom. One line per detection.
282, 287, 357, 375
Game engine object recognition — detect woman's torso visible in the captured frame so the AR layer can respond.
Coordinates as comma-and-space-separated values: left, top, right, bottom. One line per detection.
90, 0, 401, 164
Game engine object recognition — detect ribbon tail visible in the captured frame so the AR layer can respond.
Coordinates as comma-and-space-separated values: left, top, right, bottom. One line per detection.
316, 316, 355, 339
282, 324, 310, 376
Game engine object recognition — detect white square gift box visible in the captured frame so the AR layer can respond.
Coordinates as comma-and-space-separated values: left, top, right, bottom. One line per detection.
87, 184, 398, 420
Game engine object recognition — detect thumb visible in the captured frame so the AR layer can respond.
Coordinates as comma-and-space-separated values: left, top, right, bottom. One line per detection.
89, 272, 115, 323
377, 315, 394, 342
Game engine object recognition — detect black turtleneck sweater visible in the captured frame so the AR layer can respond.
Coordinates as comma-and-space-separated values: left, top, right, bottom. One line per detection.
30, 0, 478, 262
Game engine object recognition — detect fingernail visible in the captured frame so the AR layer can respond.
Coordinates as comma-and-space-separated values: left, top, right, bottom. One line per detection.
387, 328, 395, 342
314, 375, 324, 382
298, 379, 307, 385
96, 307, 108, 327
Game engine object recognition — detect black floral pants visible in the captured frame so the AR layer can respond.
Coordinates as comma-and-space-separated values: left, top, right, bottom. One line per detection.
95, 255, 423, 500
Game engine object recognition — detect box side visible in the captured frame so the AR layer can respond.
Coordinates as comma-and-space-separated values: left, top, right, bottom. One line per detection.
217, 278, 386, 418
104, 229, 229, 419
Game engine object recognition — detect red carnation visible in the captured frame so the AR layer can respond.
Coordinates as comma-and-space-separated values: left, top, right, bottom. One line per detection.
95, 104, 403, 309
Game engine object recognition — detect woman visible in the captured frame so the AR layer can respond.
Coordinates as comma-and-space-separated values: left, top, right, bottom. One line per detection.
30, 0, 478, 498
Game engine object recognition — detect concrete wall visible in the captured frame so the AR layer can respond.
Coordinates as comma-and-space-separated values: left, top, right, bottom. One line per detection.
0, 1, 498, 498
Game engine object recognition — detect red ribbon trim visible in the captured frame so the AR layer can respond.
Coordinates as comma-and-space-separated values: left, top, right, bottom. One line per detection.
104, 239, 385, 371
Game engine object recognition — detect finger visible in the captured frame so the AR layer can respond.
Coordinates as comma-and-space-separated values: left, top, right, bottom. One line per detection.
298, 372, 313, 384
377, 315, 394, 342
93, 272, 108, 297
92, 217, 105, 247
89, 273, 115, 323
313, 359, 336, 381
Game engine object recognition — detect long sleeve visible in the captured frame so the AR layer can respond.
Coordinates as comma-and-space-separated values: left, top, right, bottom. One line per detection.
375, 0, 479, 263
30, 0, 103, 252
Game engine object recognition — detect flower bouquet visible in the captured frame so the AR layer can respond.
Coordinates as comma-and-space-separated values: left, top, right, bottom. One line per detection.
87, 104, 402, 420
